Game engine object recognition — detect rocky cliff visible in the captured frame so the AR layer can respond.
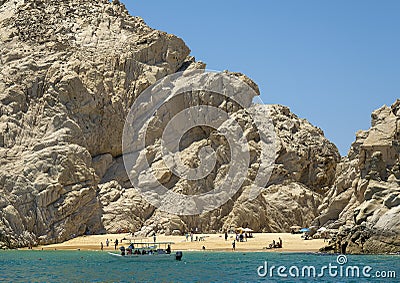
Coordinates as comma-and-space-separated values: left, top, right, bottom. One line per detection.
0, 0, 397, 254
0, 0, 189, 247
100, 102, 339, 236
316, 100, 400, 254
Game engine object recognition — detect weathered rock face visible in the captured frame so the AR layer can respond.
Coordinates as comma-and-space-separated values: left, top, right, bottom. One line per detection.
0, 0, 189, 248
316, 100, 400, 254
109, 102, 339, 236
0, 0, 342, 248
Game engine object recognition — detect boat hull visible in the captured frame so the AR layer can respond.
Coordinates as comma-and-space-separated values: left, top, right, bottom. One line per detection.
107, 252, 175, 261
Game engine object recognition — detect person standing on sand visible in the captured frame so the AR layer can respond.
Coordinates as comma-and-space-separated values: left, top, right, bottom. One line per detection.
232, 240, 236, 251
224, 231, 228, 241
114, 239, 118, 250
100, 242, 103, 250
153, 233, 156, 243
106, 239, 109, 247
279, 237, 282, 248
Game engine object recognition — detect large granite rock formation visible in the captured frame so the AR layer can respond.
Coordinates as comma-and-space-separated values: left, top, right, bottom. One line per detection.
2, 0, 380, 251
100, 101, 339, 237
0, 0, 189, 248
316, 100, 400, 254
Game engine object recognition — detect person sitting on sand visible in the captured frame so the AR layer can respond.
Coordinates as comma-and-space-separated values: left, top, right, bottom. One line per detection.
267, 240, 277, 249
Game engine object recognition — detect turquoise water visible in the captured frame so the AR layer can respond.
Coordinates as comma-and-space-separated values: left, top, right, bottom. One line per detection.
0, 251, 398, 282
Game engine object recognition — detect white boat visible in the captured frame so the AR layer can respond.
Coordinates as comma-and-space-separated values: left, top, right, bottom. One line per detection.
108, 241, 183, 261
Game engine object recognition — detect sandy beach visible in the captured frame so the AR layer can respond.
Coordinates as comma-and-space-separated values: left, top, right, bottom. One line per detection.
29, 233, 326, 253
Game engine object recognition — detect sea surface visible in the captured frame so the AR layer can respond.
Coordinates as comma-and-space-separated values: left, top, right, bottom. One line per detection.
0, 250, 398, 282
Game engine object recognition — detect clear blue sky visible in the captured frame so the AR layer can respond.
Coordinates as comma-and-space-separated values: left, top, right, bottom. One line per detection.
125, 0, 400, 156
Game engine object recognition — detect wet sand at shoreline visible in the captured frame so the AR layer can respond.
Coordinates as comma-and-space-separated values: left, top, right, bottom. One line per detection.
28, 233, 327, 253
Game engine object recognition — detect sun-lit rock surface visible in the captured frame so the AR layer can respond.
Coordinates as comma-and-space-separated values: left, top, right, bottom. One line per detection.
1, 0, 397, 254
317, 100, 400, 253
0, 0, 189, 247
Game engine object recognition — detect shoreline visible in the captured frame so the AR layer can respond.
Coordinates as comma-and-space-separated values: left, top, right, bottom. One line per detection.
22, 232, 328, 253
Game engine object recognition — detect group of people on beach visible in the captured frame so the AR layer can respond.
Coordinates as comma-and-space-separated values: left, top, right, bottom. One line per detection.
185, 232, 194, 242
185, 228, 202, 242
100, 238, 121, 250
235, 233, 248, 242
226, 230, 252, 251
266, 237, 283, 249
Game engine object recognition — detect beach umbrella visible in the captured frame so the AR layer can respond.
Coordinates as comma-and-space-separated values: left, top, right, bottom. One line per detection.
317, 227, 327, 232
290, 225, 301, 229
242, 228, 253, 232
300, 228, 310, 233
